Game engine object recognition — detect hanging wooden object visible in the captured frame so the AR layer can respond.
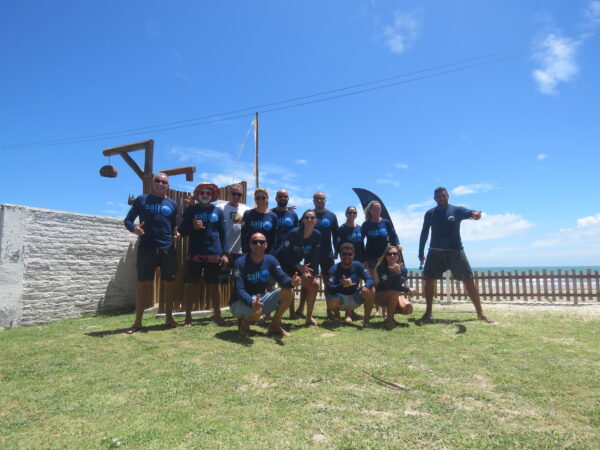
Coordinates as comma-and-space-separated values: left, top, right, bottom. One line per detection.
99, 165, 118, 178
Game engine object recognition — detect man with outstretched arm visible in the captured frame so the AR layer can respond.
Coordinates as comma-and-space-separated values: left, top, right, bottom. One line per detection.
123, 172, 180, 333
326, 243, 375, 328
230, 232, 302, 336
418, 187, 493, 323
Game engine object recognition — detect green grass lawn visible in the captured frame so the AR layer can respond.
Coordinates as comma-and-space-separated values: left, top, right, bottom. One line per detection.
1, 305, 599, 449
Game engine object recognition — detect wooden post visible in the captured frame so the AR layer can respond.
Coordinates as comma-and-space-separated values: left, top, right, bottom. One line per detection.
254, 112, 259, 189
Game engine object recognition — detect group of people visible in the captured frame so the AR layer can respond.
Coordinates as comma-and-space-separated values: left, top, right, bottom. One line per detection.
123, 173, 493, 336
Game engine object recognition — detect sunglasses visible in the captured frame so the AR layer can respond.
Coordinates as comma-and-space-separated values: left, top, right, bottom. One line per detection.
250, 239, 267, 245
303, 216, 316, 221
347, 211, 357, 215
313, 197, 326, 201
386, 252, 399, 256
153, 179, 168, 185
198, 190, 212, 196
255, 196, 268, 200
276, 195, 289, 199
230, 192, 243, 197
341, 252, 354, 256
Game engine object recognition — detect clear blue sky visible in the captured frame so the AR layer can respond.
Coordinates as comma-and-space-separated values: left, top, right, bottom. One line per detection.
1, 1, 599, 266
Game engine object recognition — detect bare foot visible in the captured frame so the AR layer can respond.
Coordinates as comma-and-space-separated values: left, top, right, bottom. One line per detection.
212, 317, 226, 326
294, 311, 306, 319
363, 321, 372, 329
165, 320, 178, 328
374, 308, 382, 317
289, 312, 299, 320
125, 325, 142, 335
238, 319, 251, 336
385, 320, 397, 330
267, 325, 291, 337
478, 314, 495, 323
183, 322, 193, 328
305, 317, 319, 327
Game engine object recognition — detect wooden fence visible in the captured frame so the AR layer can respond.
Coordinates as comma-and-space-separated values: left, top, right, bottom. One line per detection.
157, 267, 599, 312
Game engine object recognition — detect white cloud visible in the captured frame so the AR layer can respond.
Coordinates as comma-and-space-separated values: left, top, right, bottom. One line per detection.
406, 199, 434, 212
532, 33, 579, 95
294, 159, 308, 165
289, 196, 314, 209
451, 183, 494, 196
584, 1, 600, 26
532, 212, 600, 248
394, 163, 409, 169
537, 153, 547, 160
376, 178, 401, 188
461, 213, 533, 241
382, 11, 420, 54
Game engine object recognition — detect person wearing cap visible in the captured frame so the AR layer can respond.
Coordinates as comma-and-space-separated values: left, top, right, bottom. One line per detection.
326, 243, 375, 328
180, 182, 227, 326
123, 172, 180, 334
230, 232, 301, 336
240, 188, 278, 254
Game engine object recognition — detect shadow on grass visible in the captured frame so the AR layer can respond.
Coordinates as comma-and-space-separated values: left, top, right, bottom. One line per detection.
408, 317, 475, 334
213, 329, 286, 347
85, 323, 180, 337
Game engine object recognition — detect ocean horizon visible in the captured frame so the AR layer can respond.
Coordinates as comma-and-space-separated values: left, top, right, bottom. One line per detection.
405, 266, 600, 273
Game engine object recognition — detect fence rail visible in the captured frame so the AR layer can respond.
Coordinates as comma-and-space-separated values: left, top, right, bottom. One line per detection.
157, 268, 600, 312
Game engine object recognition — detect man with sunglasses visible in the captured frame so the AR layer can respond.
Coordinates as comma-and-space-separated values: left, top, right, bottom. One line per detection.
218, 184, 249, 261
180, 182, 227, 326
272, 189, 298, 254
123, 172, 180, 333
230, 233, 301, 336
326, 243, 375, 327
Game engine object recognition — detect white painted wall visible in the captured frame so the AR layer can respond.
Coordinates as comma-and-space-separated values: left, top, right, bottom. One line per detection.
0, 204, 138, 327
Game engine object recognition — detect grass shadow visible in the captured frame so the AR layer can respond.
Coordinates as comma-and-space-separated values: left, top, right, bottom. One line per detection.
213, 329, 286, 347
85, 323, 178, 337
408, 317, 477, 327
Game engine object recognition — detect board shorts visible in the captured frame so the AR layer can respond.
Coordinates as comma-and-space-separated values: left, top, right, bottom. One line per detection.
137, 246, 177, 282
423, 249, 473, 281
230, 288, 284, 318
327, 291, 363, 311
184, 255, 221, 284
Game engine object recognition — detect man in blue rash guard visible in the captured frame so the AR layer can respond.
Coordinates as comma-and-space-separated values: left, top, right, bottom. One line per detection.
123, 172, 180, 334
418, 187, 493, 323
326, 243, 375, 328
274, 209, 321, 324
240, 187, 278, 254
272, 189, 298, 254
230, 232, 301, 336
179, 182, 227, 326
310, 191, 339, 320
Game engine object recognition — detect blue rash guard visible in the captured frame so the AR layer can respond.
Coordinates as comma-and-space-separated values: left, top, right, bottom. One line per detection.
273, 208, 298, 253
418, 204, 474, 258
124, 194, 178, 250
376, 264, 409, 293
240, 209, 278, 254
274, 227, 321, 271
179, 204, 225, 256
229, 254, 292, 306
315, 209, 339, 259
361, 219, 399, 261
328, 261, 374, 295
336, 224, 364, 262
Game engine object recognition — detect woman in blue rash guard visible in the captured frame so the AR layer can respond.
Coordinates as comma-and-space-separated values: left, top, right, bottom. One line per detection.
374, 244, 415, 329
361, 201, 402, 272
336, 206, 364, 263
275, 209, 322, 325
240, 187, 278, 254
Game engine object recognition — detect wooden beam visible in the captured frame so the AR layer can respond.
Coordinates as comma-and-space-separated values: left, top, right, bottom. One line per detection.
119, 151, 144, 180
160, 166, 196, 181
102, 139, 154, 157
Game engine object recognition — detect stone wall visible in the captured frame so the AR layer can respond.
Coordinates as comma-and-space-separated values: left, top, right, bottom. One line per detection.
0, 204, 138, 328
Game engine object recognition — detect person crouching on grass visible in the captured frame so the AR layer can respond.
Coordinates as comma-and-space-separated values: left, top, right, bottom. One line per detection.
374, 244, 416, 329
229, 232, 301, 336
326, 243, 375, 328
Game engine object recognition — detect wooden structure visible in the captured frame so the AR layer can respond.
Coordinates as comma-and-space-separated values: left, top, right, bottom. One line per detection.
101, 139, 248, 312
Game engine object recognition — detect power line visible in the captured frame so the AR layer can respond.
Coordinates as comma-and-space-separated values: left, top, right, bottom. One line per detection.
1, 29, 597, 150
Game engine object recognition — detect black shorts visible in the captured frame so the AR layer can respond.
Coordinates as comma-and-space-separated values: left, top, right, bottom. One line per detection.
423, 249, 473, 281
137, 246, 177, 282
317, 257, 334, 277
184, 259, 221, 284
